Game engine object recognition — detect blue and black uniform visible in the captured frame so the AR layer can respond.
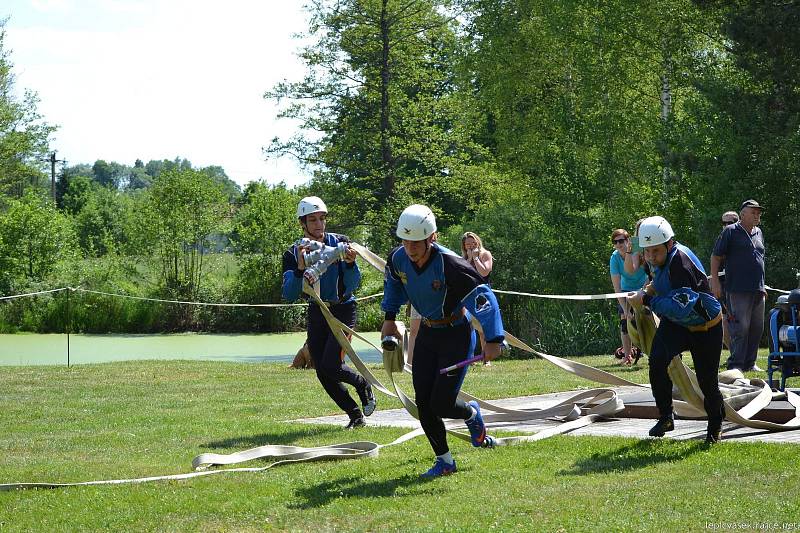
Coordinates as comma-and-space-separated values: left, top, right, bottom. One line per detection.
382, 243, 504, 456
643, 242, 724, 427
282, 233, 370, 420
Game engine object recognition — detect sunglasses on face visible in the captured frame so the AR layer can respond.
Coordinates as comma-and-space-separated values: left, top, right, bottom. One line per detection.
721, 220, 735, 225
612, 238, 627, 245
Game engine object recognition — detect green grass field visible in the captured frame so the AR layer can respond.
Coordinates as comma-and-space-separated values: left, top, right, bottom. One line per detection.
1, 352, 798, 532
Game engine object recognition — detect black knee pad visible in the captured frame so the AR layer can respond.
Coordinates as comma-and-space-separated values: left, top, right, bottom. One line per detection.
620, 318, 628, 335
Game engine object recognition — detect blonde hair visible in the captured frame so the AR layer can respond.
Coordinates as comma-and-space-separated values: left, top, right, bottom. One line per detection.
611, 228, 629, 241
461, 231, 484, 259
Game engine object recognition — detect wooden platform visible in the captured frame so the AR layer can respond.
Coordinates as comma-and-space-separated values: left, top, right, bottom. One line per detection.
618, 389, 798, 423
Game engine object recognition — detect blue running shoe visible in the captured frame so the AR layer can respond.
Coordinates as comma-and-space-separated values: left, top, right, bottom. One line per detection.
465, 400, 487, 447
420, 458, 457, 479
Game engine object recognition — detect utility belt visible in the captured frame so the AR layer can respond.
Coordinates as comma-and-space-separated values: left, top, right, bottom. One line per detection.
309, 298, 354, 308
421, 314, 465, 328
687, 312, 723, 332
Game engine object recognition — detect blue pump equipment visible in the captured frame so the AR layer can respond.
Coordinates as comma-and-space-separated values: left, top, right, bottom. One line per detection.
767, 289, 800, 391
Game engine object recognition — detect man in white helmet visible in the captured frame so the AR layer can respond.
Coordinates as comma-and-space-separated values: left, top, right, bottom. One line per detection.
628, 216, 725, 444
282, 196, 376, 429
381, 204, 506, 478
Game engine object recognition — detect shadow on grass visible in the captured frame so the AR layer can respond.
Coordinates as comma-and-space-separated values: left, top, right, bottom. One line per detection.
289, 472, 424, 509
203, 426, 341, 449
561, 438, 706, 475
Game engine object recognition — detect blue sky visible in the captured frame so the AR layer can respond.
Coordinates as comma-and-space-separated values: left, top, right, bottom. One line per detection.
3, 0, 312, 187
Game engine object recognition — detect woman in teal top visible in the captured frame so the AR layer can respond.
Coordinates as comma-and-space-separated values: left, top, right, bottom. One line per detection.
609, 228, 648, 365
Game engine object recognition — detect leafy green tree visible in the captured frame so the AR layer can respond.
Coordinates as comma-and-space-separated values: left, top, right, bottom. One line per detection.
228, 182, 301, 330
63, 177, 130, 256
143, 157, 190, 179
55, 164, 92, 207
134, 167, 229, 302
0, 19, 55, 197
126, 165, 152, 189
144, 159, 166, 178
267, 0, 486, 251
0, 190, 77, 285
62, 174, 95, 214
456, 0, 719, 288
201, 165, 241, 201
231, 183, 299, 295
91, 160, 130, 189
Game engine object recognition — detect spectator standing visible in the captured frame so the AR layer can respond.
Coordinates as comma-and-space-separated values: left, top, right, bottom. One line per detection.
461, 232, 495, 364
712, 211, 740, 351
461, 232, 493, 282
710, 200, 766, 372
609, 229, 648, 365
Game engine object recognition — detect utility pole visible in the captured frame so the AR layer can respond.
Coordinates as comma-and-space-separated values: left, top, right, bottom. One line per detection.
42, 151, 66, 203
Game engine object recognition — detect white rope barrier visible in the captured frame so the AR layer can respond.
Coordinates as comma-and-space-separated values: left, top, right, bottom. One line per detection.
0, 287, 70, 301
0, 286, 383, 308
0, 283, 792, 307
492, 288, 635, 300
766, 285, 792, 295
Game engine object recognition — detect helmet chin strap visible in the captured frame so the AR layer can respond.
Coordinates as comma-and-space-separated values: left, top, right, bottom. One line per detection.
423, 233, 435, 254
410, 236, 434, 267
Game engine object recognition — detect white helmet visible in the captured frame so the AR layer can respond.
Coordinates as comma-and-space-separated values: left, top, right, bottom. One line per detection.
638, 216, 675, 247
297, 196, 328, 218
396, 204, 437, 241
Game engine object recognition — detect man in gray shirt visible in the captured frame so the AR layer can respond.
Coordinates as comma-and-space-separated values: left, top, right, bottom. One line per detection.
710, 199, 766, 372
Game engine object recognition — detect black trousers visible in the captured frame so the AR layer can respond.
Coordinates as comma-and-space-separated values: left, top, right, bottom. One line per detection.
649, 319, 724, 426
307, 302, 367, 417
412, 321, 476, 456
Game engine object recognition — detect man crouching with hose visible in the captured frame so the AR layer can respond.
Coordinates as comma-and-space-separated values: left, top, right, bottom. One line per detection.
381, 204, 506, 478
628, 216, 725, 444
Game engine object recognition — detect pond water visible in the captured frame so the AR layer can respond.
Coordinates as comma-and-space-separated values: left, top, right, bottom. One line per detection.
0, 331, 383, 366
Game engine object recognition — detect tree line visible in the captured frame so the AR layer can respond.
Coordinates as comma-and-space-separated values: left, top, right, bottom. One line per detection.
1, 3, 798, 354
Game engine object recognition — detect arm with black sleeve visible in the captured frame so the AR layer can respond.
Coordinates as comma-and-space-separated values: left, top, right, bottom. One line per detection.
442, 255, 505, 357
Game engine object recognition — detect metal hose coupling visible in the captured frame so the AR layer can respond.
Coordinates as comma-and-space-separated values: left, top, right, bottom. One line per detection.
381, 336, 399, 350
303, 242, 349, 285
